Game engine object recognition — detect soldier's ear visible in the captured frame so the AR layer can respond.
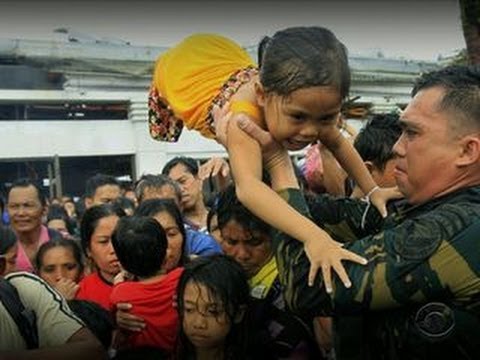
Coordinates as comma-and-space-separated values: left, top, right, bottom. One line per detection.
456, 134, 480, 167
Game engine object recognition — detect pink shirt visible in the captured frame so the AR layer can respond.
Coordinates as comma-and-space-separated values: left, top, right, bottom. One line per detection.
16, 225, 50, 273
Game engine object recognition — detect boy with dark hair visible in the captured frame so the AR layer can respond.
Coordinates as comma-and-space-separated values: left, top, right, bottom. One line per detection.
349, 112, 402, 195
110, 216, 183, 352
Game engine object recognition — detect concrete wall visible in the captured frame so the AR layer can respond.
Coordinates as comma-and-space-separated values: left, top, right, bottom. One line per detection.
0, 89, 227, 178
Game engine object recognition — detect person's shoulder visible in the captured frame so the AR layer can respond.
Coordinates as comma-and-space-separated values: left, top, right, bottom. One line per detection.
5, 271, 50, 290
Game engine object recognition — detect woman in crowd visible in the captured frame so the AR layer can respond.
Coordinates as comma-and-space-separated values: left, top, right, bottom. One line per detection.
75, 203, 125, 309
36, 237, 84, 299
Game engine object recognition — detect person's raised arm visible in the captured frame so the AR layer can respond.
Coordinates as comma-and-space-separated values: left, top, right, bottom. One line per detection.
320, 125, 402, 217
224, 112, 366, 291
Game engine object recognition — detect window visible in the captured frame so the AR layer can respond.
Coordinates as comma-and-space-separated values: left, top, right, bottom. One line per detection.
0, 102, 129, 121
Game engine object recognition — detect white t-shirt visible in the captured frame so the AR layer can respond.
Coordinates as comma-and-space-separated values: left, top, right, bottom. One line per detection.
0, 272, 84, 350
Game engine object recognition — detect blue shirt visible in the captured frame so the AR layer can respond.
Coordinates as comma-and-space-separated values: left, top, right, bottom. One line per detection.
185, 228, 222, 256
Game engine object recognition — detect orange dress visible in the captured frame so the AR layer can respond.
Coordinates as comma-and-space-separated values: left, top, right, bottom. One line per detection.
148, 33, 259, 142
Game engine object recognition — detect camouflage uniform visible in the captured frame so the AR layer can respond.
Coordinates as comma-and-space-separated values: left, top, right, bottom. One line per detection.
275, 187, 480, 359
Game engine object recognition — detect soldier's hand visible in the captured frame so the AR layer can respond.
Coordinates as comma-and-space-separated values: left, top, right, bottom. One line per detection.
116, 303, 145, 332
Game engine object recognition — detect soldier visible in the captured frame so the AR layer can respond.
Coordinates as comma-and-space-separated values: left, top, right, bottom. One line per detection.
214, 65, 480, 359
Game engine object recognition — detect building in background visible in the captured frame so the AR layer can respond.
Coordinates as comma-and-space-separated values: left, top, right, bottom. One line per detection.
0, 35, 439, 198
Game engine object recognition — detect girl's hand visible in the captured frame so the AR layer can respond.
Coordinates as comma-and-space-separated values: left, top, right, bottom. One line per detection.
304, 234, 367, 293
368, 186, 404, 218
54, 278, 79, 300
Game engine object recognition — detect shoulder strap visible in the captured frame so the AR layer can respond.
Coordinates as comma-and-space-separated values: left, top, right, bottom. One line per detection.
0, 277, 38, 349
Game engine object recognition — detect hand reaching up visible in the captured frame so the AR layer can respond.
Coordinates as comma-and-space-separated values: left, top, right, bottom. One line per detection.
368, 186, 404, 218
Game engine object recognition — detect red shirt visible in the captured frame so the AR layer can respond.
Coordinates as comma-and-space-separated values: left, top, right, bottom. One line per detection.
76, 272, 113, 310
110, 267, 183, 351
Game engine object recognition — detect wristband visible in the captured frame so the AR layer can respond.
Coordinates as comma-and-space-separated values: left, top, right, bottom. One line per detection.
365, 185, 380, 201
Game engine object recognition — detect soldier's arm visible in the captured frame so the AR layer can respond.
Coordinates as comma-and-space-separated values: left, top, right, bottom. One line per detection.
276, 188, 479, 320
306, 192, 384, 243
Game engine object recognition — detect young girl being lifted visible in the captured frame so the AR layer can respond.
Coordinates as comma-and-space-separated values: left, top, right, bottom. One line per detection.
148, 26, 398, 290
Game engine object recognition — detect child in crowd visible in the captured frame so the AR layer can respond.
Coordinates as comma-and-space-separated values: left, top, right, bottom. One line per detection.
0, 225, 17, 275
175, 255, 251, 360
148, 27, 399, 288
110, 216, 183, 353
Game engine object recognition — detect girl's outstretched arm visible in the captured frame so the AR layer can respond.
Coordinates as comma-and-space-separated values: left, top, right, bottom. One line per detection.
225, 115, 366, 292
320, 125, 402, 217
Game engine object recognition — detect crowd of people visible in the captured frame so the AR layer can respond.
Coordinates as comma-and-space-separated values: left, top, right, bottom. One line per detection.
1, 25, 479, 360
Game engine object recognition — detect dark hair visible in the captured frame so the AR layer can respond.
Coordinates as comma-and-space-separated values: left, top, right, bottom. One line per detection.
0, 225, 16, 255
67, 299, 114, 349
135, 199, 187, 267
80, 203, 126, 255
35, 237, 84, 277
112, 216, 168, 278
134, 174, 182, 204
175, 255, 251, 360
75, 195, 87, 222
47, 204, 74, 234
7, 178, 46, 207
259, 26, 350, 99
217, 184, 272, 238
113, 196, 136, 215
412, 65, 480, 135
354, 112, 402, 171
85, 173, 121, 198
257, 35, 271, 67
162, 156, 199, 177
206, 201, 218, 234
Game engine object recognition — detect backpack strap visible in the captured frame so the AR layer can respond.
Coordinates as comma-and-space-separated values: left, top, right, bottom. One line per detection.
0, 277, 38, 349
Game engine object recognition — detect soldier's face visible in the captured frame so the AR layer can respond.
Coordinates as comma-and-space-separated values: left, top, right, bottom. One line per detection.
393, 87, 464, 205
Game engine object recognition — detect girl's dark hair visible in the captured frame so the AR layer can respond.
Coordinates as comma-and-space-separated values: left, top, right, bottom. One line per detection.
175, 255, 251, 360
112, 216, 168, 278
35, 237, 85, 277
260, 26, 350, 99
135, 198, 187, 267
0, 225, 16, 255
257, 35, 271, 67
80, 203, 126, 255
